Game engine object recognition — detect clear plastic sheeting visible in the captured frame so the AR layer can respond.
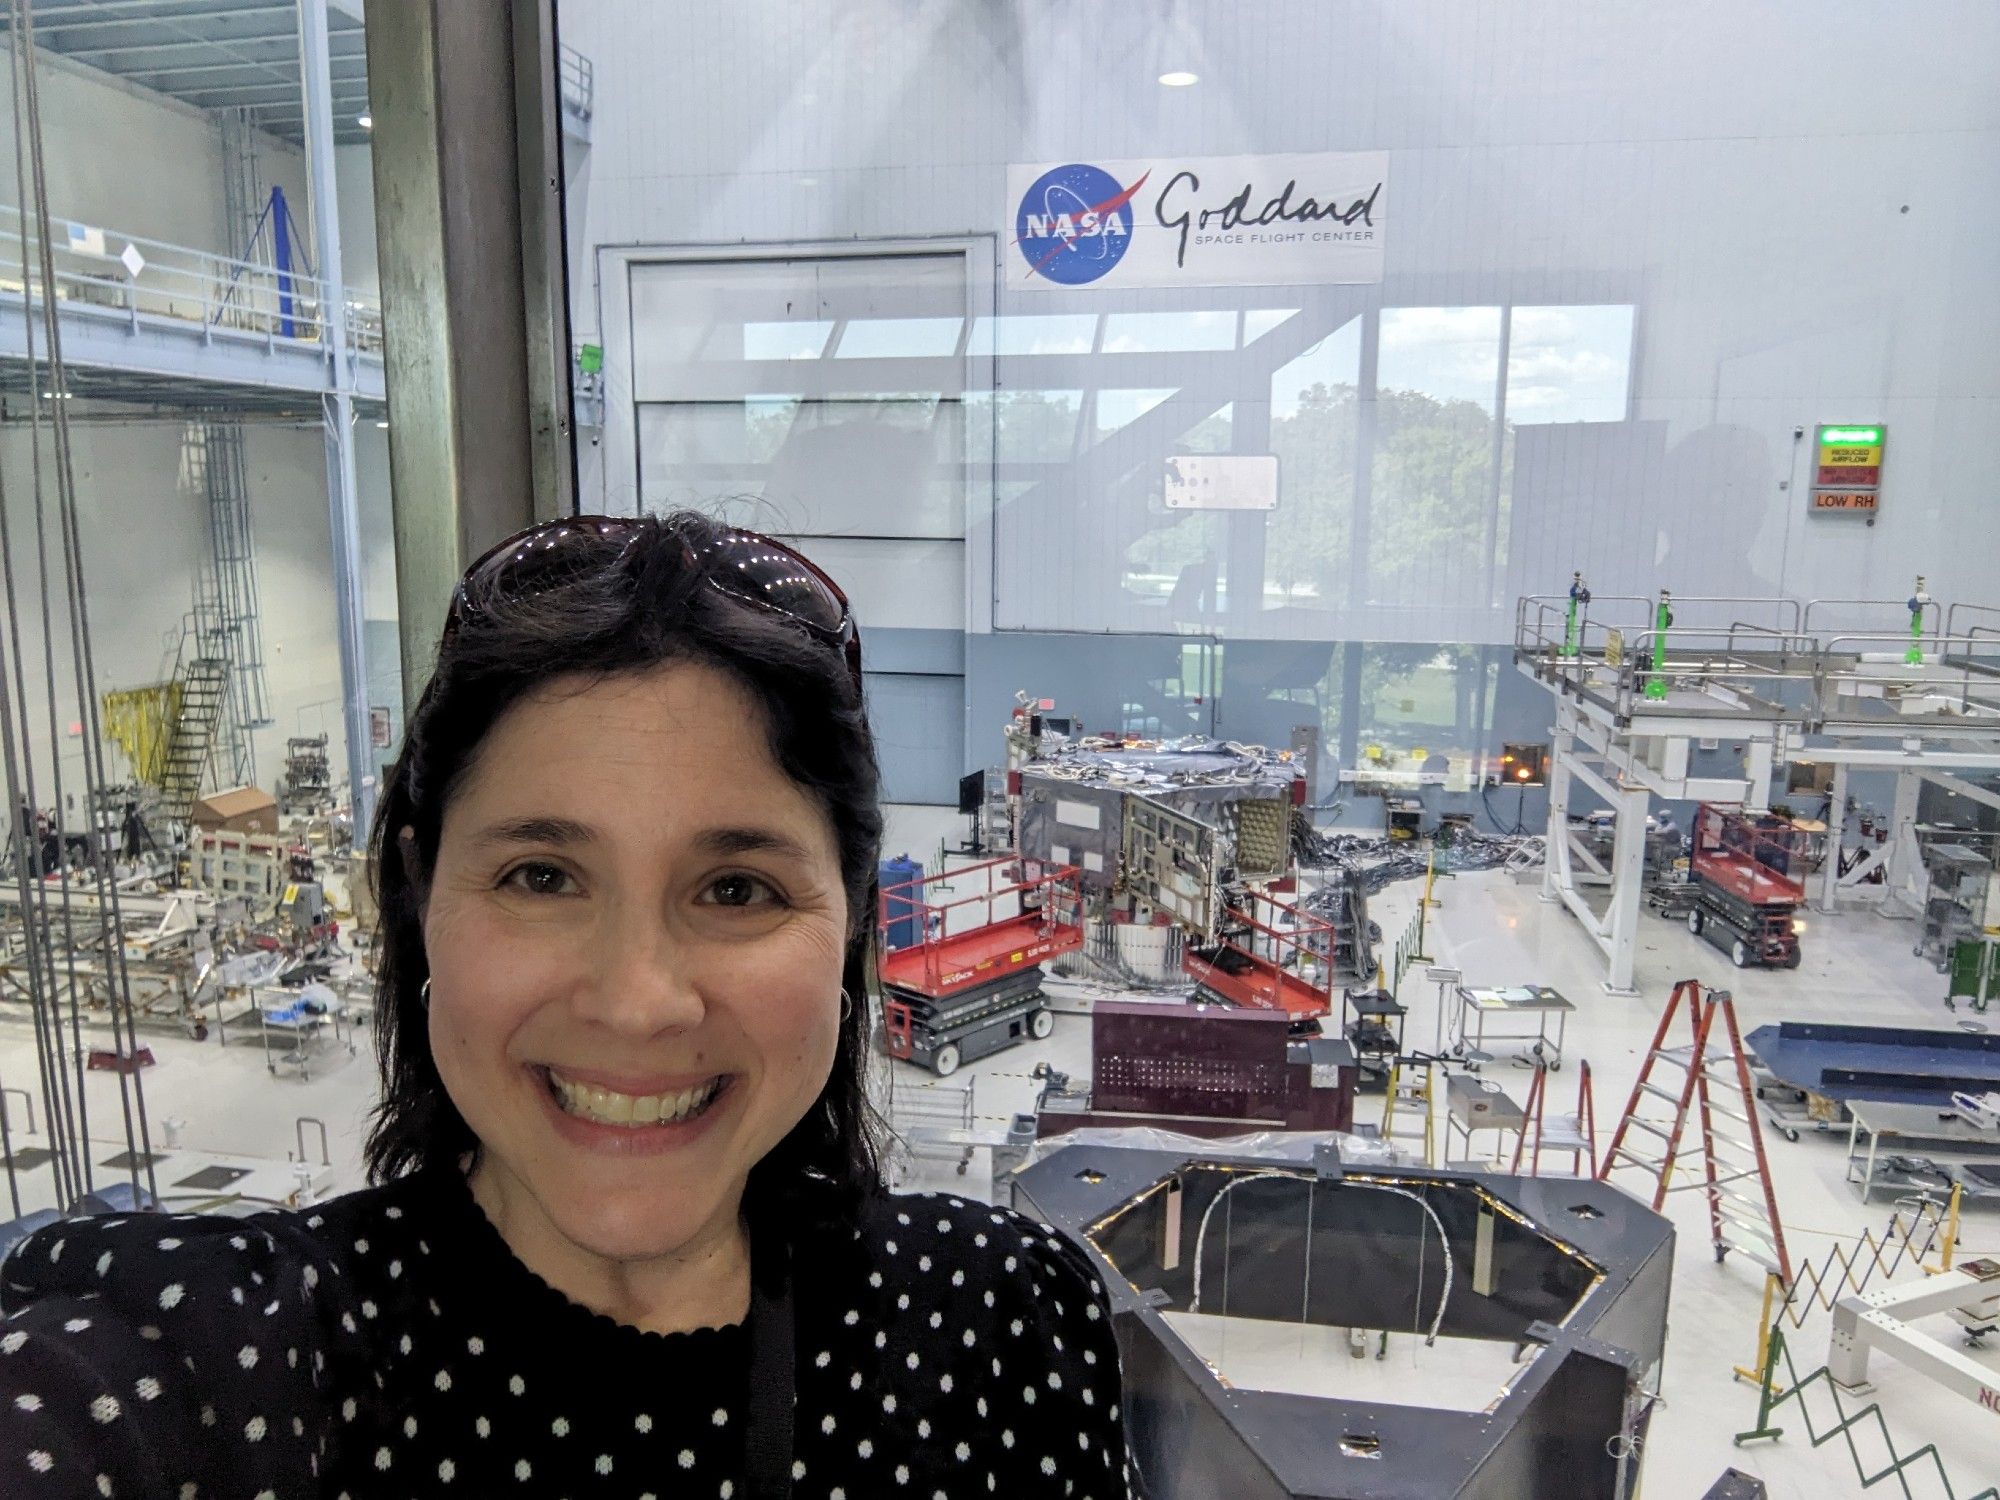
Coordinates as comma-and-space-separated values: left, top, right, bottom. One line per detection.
1022, 1125, 1404, 1170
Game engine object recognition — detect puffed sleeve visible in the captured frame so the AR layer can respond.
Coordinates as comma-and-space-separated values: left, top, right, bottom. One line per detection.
0, 1210, 345, 1498
985, 1205, 1133, 1500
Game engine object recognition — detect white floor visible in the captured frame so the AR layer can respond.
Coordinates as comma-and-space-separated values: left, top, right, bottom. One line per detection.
1163, 1313, 1536, 1412
2, 802, 1997, 1495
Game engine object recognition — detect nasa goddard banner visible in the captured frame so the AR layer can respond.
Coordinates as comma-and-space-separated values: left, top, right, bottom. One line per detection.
1007, 152, 1387, 290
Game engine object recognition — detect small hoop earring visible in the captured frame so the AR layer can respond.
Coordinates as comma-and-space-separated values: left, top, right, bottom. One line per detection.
838, 988, 853, 1022
420, 978, 432, 1010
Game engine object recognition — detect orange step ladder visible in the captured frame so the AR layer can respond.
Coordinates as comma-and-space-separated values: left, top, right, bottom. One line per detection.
1512, 1059, 1598, 1176
1599, 979, 1792, 1283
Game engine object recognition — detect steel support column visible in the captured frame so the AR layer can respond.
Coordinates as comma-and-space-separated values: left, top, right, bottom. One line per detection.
1543, 703, 1647, 993
1817, 760, 1849, 914
1600, 779, 1650, 994
1881, 769, 1925, 919
301, 0, 374, 835
1541, 711, 1574, 905
365, 0, 575, 713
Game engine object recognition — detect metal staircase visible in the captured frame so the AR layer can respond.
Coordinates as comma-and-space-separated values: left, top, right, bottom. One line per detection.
158, 655, 227, 827
186, 419, 273, 787
1600, 978, 1792, 1283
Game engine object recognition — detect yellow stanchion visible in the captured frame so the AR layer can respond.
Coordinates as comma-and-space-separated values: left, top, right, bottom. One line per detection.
1733, 1272, 1782, 1386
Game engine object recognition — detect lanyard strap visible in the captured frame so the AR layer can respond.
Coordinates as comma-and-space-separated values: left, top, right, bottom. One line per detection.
743, 1234, 794, 1500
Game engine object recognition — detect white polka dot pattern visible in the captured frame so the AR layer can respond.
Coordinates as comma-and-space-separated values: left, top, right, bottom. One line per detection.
0, 1178, 1129, 1496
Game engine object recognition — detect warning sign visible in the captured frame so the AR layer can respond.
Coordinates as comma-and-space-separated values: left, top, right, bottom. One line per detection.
1812, 424, 1884, 516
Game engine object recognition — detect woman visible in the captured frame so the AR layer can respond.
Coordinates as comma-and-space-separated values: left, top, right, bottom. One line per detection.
0, 513, 1129, 1498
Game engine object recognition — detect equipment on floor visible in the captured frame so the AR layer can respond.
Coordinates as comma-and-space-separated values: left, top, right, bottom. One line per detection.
1380, 1053, 1440, 1164
951, 770, 988, 854
1513, 1059, 1598, 1177
1602, 979, 1792, 1283
1002, 720, 1377, 998
1947, 930, 2000, 1012
1735, 1323, 2000, 1498
1746, 1019, 2000, 1141
275, 846, 332, 942
1922, 842, 2000, 972
1953, 1090, 2000, 1131
1341, 987, 1406, 1089
1013, 1142, 1674, 1498
1036, 1000, 1355, 1138
1685, 803, 1805, 969
1183, 886, 1341, 1021
881, 967, 1051, 1078
278, 734, 334, 815
875, 854, 1082, 1075
1447, 983, 1573, 1071
1703, 1472, 1767, 1499
1828, 1257, 2000, 1408
1443, 1072, 1526, 1166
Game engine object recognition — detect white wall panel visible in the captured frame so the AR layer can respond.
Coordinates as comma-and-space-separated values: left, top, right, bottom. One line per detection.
563, 0, 2000, 644
781, 536, 964, 634
0, 42, 310, 258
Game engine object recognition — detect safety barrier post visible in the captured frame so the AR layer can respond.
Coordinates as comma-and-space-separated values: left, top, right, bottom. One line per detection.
1732, 1272, 1782, 1387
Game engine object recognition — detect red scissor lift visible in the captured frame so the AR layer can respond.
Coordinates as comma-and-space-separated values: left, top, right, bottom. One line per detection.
878, 855, 1085, 1076
1183, 888, 1338, 1022
1685, 803, 1805, 969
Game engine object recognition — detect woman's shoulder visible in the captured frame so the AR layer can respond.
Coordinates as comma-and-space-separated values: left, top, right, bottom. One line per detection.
0, 1174, 423, 1320
845, 1190, 1110, 1315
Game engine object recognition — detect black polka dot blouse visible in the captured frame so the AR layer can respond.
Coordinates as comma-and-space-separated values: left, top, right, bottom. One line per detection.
0, 1168, 1131, 1498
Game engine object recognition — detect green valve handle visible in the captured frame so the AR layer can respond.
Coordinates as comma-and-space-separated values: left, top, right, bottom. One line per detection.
1562, 572, 1590, 659
1905, 576, 1928, 666
1644, 589, 1672, 701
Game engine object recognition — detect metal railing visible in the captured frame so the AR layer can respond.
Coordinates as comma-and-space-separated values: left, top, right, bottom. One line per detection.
1514, 588, 2000, 726
877, 855, 1085, 996
0, 205, 382, 357
559, 43, 594, 121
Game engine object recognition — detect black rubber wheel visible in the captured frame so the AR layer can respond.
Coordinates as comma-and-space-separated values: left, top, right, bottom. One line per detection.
1782, 948, 1802, 970
1029, 1007, 1054, 1040
1731, 939, 1752, 968
1785, 1129, 1801, 1144
1687, 908, 1705, 936
932, 1044, 961, 1078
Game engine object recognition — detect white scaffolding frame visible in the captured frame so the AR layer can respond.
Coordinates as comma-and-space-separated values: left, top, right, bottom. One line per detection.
1516, 589, 2000, 993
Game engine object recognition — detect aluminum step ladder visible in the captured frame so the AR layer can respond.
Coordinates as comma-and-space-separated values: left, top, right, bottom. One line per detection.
1599, 978, 1792, 1283
1381, 1055, 1438, 1165
1513, 1058, 1598, 1176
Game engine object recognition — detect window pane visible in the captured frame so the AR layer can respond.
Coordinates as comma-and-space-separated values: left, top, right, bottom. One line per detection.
1506, 305, 1635, 424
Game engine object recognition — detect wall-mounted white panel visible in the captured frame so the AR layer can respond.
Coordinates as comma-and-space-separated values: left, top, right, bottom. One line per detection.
770, 535, 965, 633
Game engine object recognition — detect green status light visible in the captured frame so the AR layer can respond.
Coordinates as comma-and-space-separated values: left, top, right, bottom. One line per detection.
1820, 425, 1882, 445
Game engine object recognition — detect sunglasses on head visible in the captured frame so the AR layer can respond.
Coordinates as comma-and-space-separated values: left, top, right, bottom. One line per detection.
442, 516, 862, 687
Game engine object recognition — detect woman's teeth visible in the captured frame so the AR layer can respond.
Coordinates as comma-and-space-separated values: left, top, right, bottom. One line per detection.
547, 1071, 722, 1128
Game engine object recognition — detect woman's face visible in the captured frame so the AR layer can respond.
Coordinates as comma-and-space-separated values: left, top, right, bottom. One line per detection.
419, 661, 850, 1264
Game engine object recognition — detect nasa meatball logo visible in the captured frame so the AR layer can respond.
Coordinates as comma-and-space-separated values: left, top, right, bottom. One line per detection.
1014, 162, 1150, 285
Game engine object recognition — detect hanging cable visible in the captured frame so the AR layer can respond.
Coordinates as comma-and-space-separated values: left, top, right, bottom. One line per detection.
3, 0, 88, 1209
9, 0, 160, 1209
1188, 1171, 1455, 1346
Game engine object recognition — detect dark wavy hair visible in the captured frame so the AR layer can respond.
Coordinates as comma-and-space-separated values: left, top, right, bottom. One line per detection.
364, 510, 885, 1221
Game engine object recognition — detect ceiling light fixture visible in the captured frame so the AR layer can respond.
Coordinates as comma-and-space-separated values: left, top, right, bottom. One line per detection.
1158, 70, 1199, 87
